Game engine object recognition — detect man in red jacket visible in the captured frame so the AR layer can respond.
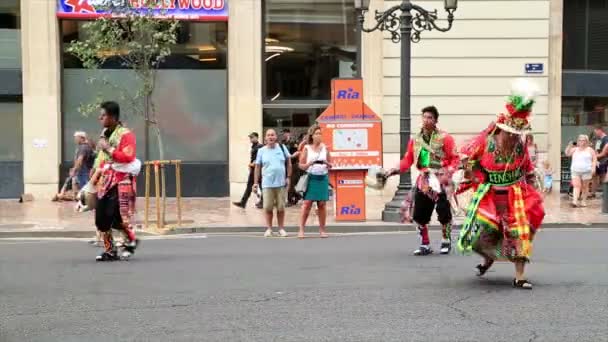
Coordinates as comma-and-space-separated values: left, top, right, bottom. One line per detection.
387, 106, 459, 256
94, 101, 139, 261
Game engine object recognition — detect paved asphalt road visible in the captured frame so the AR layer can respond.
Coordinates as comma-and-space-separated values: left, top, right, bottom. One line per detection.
1, 230, 608, 342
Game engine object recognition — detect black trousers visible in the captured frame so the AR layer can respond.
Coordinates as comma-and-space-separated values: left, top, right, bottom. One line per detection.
239, 168, 255, 205
95, 187, 123, 232
412, 189, 452, 226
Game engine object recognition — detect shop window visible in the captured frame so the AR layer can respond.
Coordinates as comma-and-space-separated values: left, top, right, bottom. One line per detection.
263, 0, 356, 101
0, 0, 20, 70
0, 100, 23, 161
61, 21, 228, 162
62, 21, 227, 70
561, 97, 608, 150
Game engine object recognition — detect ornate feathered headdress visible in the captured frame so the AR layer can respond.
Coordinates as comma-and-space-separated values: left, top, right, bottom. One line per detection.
495, 78, 540, 135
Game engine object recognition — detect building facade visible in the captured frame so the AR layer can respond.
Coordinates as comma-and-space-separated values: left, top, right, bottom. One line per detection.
1, 0, 599, 200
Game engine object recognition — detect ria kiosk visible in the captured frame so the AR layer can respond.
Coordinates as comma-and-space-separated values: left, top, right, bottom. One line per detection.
316, 78, 383, 221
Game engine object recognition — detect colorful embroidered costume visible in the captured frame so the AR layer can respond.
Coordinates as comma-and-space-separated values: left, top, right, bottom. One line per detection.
457, 80, 545, 262
95, 125, 138, 260
399, 127, 459, 255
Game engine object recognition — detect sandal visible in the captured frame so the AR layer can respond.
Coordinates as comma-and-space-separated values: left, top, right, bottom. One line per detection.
513, 279, 533, 290
319, 231, 329, 238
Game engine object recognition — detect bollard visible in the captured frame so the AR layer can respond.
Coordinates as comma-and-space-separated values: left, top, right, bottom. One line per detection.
603, 182, 608, 214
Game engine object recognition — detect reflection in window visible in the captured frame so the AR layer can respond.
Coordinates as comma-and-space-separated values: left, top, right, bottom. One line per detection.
61, 21, 227, 69
0, 0, 19, 29
561, 97, 608, 150
0, 0, 20, 70
263, 108, 323, 139
264, 0, 356, 101
61, 20, 228, 162
0, 100, 23, 161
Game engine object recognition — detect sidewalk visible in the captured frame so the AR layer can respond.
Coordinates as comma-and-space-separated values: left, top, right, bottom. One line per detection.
0, 192, 606, 238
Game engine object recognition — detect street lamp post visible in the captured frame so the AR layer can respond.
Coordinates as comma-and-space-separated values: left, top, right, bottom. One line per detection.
354, 0, 458, 222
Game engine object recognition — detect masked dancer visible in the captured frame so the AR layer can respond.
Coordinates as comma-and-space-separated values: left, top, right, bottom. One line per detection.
456, 79, 545, 289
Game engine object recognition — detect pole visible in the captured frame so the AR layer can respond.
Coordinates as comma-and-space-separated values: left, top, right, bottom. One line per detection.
382, 1, 413, 222
176, 161, 182, 227
144, 164, 150, 229
154, 162, 162, 229
355, 9, 364, 78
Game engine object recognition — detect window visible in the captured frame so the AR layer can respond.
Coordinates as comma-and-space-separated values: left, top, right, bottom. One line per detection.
263, 0, 357, 138
563, 0, 608, 70
0, 0, 20, 70
263, 0, 356, 101
61, 21, 228, 162
561, 97, 608, 150
62, 21, 227, 70
0, 100, 22, 161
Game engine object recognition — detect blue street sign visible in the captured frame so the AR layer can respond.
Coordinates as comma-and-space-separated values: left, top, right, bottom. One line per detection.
525, 63, 544, 74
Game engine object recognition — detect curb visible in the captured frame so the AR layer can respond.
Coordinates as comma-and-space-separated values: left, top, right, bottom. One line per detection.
0, 230, 156, 239
3, 222, 607, 239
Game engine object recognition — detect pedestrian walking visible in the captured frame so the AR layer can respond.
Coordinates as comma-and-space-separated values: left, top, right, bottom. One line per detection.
233, 132, 264, 209
297, 125, 332, 239
457, 79, 545, 289
565, 134, 597, 207
253, 129, 292, 237
71, 131, 95, 191
385, 106, 459, 255
94, 101, 140, 261
52, 131, 94, 202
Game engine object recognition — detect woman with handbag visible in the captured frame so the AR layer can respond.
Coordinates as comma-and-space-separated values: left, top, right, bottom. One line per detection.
297, 125, 332, 239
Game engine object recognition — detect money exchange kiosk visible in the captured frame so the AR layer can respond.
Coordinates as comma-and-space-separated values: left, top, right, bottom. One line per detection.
316, 78, 383, 221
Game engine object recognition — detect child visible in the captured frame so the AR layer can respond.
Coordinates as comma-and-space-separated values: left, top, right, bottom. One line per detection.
542, 160, 553, 193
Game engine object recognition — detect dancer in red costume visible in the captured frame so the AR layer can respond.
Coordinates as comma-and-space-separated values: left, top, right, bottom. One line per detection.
94, 101, 140, 261
386, 106, 459, 255
457, 79, 545, 289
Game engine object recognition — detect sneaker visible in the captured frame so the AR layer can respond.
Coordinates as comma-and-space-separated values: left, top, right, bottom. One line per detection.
264, 229, 273, 238
580, 201, 588, 207
124, 239, 139, 254
96, 251, 119, 262
413, 245, 433, 256
232, 202, 245, 209
439, 240, 451, 255
278, 229, 288, 237
120, 250, 132, 260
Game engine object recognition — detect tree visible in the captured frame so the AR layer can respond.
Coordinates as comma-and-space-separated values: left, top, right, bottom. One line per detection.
67, 3, 179, 162
68, 3, 180, 227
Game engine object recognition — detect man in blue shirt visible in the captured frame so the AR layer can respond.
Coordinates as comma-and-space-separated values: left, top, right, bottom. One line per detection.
253, 129, 292, 237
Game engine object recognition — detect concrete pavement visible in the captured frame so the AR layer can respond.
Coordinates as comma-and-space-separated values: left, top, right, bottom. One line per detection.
1, 230, 607, 341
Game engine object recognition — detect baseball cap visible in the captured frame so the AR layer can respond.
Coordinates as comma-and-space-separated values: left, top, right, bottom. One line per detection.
248, 132, 259, 138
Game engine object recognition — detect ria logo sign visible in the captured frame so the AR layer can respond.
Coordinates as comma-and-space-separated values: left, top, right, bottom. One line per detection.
336, 88, 360, 100
340, 204, 362, 215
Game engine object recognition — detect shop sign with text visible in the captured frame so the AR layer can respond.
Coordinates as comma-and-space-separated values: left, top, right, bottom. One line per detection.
57, 0, 228, 21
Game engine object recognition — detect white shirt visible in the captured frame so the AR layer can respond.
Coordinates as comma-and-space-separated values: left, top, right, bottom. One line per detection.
305, 144, 328, 175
